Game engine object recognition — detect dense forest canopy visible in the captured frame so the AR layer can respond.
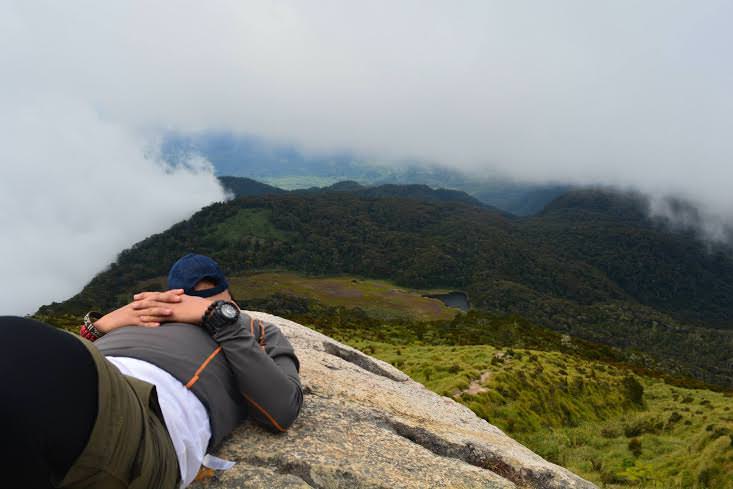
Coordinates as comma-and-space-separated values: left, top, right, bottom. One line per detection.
38, 187, 733, 387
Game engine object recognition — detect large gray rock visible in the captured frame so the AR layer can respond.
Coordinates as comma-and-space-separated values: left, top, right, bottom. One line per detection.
191, 311, 597, 489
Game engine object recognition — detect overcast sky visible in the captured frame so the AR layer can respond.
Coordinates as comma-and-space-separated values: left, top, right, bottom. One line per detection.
2, 1, 732, 314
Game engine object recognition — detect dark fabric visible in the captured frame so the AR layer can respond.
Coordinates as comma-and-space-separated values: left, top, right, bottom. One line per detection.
95, 322, 244, 451
94, 312, 303, 450
212, 313, 303, 433
0, 316, 98, 489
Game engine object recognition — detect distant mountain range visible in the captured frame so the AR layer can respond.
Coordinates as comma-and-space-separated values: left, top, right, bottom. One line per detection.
219, 176, 498, 212
167, 131, 568, 215
38, 183, 733, 387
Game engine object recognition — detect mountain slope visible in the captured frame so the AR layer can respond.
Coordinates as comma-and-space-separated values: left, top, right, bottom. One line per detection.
252, 298, 733, 488
189, 311, 596, 489
526, 189, 733, 325
37, 188, 733, 387
212, 298, 733, 488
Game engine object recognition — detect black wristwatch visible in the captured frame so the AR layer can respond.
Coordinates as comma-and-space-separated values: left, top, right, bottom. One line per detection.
202, 300, 240, 336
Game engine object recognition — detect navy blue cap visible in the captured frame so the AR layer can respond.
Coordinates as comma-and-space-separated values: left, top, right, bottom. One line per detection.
167, 253, 229, 298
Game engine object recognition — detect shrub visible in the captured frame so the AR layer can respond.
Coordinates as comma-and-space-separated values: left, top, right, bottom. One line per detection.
698, 467, 722, 488
623, 375, 644, 407
628, 437, 642, 457
624, 415, 663, 437
600, 471, 625, 484
667, 411, 683, 427
423, 366, 434, 381
710, 425, 732, 440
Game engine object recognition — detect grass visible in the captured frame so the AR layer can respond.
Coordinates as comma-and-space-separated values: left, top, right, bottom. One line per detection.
112, 270, 460, 322
346, 340, 733, 489
211, 208, 294, 243
228, 271, 458, 320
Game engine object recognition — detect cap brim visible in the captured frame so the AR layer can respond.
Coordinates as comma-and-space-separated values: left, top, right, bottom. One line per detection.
187, 282, 229, 298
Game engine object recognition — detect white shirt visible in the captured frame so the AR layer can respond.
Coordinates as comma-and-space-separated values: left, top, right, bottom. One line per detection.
106, 356, 211, 488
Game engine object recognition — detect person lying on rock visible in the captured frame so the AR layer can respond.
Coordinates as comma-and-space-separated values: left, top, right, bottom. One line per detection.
0, 253, 303, 489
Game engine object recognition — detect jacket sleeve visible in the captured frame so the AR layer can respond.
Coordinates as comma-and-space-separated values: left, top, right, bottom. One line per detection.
211, 311, 303, 432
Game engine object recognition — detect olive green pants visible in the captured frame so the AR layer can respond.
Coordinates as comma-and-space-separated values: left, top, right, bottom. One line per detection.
54, 334, 181, 489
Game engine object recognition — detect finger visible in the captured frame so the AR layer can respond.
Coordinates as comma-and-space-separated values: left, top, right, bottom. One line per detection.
154, 292, 183, 303
140, 321, 160, 328
133, 292, 183, 304
133, 289, 182, 300
137, 309, 172, 320
131, 300, 151, 310
138, 315, 168, 324
133, 291, 157, 301
132, 300, 171, 311
147, 307, 172, 317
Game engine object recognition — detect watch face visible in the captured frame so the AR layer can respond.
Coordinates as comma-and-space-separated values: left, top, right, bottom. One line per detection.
221, 303, 238, 320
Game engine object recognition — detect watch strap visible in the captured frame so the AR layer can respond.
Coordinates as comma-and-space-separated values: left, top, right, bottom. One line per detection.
202, 301, 220, 336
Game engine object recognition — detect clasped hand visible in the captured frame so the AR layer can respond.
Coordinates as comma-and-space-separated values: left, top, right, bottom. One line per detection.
94, 289, 212, 334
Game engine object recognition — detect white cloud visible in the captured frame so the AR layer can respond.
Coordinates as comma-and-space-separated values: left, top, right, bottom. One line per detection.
0, 95, 225, 315
2, 1, 732, 313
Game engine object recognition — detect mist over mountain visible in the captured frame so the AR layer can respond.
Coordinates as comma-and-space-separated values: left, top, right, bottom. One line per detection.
4, 1, 733, 317
175, 132, 571, 216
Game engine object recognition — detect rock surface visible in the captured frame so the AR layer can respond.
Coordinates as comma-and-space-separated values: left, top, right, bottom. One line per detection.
191, 311, 597, 489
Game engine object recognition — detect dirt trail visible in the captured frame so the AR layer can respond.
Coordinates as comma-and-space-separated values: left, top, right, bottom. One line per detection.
452, 370, 492, 398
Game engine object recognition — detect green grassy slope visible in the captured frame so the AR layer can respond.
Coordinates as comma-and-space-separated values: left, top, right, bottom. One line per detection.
228, 272, 457, 321
37, 273, 733, 488
275, 296, 732, 489
237, 290, 733, 488
357, 341, 733, 489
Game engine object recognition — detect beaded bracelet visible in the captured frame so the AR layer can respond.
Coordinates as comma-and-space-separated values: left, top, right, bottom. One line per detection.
83, 311, 105, 339
80, 324, 98, 341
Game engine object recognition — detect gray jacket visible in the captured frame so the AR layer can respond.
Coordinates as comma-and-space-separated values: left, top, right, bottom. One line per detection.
94, 311, 303, 450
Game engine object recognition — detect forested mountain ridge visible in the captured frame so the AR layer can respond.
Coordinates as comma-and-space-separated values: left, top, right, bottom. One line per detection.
220, 176, 494, 212
37, 187, 733, 387
526, 189, 733, 325
301, 181, 492, 210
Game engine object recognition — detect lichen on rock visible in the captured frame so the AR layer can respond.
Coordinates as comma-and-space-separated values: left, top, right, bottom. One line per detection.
191, 311, 597, 489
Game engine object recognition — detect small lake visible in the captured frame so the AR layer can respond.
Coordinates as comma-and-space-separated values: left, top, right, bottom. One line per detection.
423, 291, 470, 311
